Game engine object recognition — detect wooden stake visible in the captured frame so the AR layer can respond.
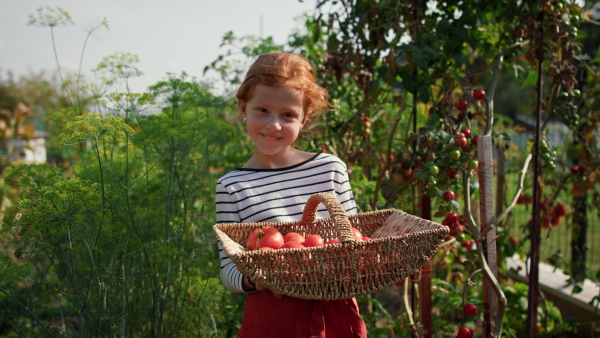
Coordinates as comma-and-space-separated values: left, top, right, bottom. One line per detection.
478, 134, 497, 337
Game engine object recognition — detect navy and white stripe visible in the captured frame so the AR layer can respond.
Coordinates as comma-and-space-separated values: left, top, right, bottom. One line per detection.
215, 152, 357, 293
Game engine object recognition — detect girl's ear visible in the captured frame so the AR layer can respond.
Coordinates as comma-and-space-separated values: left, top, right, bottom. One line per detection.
302, 111, 311, 125
238, 99, 247, 117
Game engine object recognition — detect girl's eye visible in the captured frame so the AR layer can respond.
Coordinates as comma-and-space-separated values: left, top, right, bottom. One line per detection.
257, 107, 268, 113
283, 112, 297, 119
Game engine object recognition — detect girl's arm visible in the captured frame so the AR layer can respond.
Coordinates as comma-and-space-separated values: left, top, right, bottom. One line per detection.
216, 181, 260, 293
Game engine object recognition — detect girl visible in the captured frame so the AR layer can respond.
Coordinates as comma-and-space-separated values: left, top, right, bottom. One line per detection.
215, 51, 367, 337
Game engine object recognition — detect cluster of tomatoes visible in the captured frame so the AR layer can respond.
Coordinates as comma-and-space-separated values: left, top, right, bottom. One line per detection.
540, 138, 557, 170
455, 302, 479, 337
441, 212, 473, 248
555, 87, 582, 131
246, 226, 369, 251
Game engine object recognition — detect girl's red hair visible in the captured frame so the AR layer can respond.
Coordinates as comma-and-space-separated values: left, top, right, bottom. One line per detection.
235, 52, 329, 126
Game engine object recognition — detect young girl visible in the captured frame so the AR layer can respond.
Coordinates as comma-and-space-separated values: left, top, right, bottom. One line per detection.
215, 51, 367, 337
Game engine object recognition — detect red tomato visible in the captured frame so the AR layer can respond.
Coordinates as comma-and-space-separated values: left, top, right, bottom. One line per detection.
257, 226, 284, 249
327, 238, 341, 244
457, 327, 474, 338
472, 136, 479, 145
443, 190, 456, 201
259, 247, 273, 251
456, 101, 467, 112
456, 135, 468, 148
404, 167, 415, 180
462, 128, 471, 138
554, 203, 568, 217
281, 241, 305, 249
303, 234, 325, 247
362, 237, 371, 241
351, 227, 363, 241
283, 232, 305, 243
463, 303, 478, 316
472, 89, 486, 101
246, 229, 260, 250
445, 212, 458, 224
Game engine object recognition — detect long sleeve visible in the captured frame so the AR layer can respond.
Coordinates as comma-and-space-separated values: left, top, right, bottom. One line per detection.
215, 181, 245, 293
334, 160, 357, 216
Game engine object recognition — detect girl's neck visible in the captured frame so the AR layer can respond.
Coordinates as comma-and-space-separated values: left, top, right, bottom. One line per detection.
244, 148, 315, 169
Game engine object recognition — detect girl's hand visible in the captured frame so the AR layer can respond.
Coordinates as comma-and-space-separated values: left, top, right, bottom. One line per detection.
244, 275, 283, 298
254, 279, 283, 298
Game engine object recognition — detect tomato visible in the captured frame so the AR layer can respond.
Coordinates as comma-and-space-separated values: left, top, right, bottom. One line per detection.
554, 203, 568, 217
446, 170, 458, 179
472, 89, 486, 101
455, 135, 468, 148
362, 236, 371, 241
257, 226, 284, 249
281, 241, 305, 249
443, 190, 456, 201
445, 212, 458, 224
456, 101, 467, 112
513, 28, 525, 38
462, 128, 471, 138
463, 303, 478, 316
457, 327, 474, 338
351, 227, 363, 241
283, 232, 305, 243
429, 165, 439, 176
508, 237, 518, 246
461, 240, 473, 249
303, 234, 325, 247
449, 223, 463, 237
550, 209, 561, 226
247, 229, 260, 250
259, 247, 273, 251
449, 149, 461, 160
472, 136, 478, 145
468, 160, 478, 170
326, 238, 341, 245
404, 167, 415, 180
455, 233, 467, 243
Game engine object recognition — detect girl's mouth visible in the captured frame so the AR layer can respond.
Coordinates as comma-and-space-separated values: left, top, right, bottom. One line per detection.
262, 133, 281, 140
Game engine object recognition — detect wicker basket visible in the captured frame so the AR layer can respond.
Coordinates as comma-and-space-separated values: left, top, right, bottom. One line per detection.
213, 192, 448, 300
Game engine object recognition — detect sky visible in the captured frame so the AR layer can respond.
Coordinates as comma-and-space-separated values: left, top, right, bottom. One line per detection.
0, 0, 316, 94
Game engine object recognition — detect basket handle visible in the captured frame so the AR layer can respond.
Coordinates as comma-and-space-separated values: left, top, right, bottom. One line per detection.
300, 192, 355, 243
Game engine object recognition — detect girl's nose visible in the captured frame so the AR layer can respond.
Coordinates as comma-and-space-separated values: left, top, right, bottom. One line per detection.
267, 116, 282, 130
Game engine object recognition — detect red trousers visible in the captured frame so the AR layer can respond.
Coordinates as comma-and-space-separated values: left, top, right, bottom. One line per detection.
237, 290, 367, 338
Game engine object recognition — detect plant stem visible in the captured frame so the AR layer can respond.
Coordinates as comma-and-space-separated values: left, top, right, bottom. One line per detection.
462, 169, 507, 337
49, 26, 74, 107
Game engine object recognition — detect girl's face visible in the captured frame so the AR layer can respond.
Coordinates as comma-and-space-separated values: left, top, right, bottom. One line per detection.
239, 85, 306, 167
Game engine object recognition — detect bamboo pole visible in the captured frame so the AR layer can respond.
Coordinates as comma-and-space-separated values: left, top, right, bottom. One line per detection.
478, 135, 497, 337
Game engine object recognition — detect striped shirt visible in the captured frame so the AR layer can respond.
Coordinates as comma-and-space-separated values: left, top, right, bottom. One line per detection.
215, 152, 357, 293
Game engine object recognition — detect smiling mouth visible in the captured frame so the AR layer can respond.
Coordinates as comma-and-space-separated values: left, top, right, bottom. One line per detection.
261, 133, 281, 140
